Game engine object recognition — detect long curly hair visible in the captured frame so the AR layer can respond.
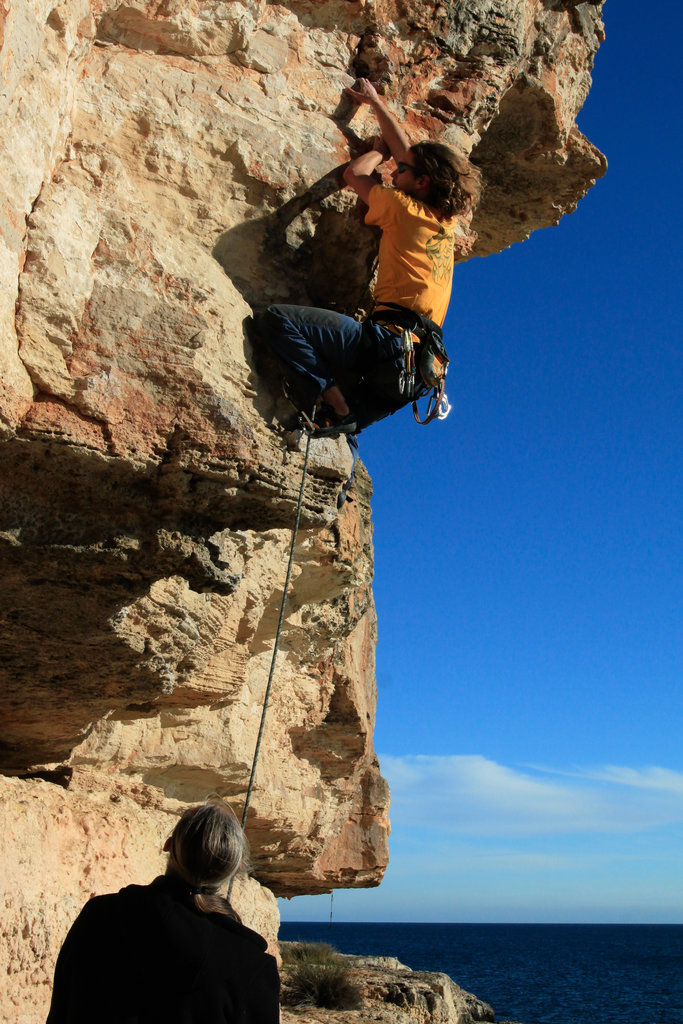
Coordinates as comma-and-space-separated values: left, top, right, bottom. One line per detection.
410, 141, 482, 218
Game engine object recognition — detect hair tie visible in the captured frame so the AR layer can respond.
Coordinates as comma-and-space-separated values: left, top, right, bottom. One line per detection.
189, 883, 218, 896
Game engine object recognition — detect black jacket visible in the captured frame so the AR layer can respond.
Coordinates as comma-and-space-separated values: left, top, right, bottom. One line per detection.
46, 876, 280, 1024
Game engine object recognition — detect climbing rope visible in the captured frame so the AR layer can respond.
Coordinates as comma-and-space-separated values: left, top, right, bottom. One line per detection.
228, 431, 313, 902
242, 430, 312, 828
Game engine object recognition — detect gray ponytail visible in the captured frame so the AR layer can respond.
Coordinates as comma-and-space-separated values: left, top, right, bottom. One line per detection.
166, 799, 248, 918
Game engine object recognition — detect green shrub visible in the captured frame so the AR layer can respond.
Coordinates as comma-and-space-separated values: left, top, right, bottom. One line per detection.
286, 962, 363, 1010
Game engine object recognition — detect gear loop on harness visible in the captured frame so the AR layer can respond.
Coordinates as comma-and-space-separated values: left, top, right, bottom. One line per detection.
413, 376, 447, 424
369, 303, 450, 426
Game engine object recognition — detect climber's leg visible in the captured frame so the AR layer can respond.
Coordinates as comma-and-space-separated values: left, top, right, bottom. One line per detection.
262, 304, 367, 407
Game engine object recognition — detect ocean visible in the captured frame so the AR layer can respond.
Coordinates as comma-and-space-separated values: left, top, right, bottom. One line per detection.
278, 922, 683, 1024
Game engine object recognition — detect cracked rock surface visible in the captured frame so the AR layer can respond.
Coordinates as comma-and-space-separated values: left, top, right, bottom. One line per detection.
1, 1, 605, 1019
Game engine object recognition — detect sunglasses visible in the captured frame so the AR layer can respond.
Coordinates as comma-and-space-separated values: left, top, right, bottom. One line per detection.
396, 161, 418, 175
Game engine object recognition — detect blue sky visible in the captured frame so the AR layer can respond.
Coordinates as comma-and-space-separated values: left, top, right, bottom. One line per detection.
279, 0, 683, 923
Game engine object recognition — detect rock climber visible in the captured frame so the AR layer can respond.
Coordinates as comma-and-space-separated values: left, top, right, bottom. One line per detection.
260, 78, 481, 486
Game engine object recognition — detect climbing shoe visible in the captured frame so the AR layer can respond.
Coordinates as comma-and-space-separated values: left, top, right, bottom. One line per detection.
337, 479, 354, 508
309, 411, 357, 438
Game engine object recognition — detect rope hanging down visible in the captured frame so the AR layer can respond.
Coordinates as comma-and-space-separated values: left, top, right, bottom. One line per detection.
241, 431, 312, 830
228, 431, 312, 902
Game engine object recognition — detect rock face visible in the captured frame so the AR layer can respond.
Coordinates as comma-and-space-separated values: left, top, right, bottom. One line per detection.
1, 0, 605, 1019
281, 953, 496, 1024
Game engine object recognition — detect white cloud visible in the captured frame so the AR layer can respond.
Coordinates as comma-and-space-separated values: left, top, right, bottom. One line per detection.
537, 763, 683, 792
379, 754, 683, 837
280, 759, 683, 924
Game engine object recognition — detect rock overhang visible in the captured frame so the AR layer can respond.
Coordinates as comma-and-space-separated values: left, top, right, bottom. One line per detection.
0, 1, 606, 1017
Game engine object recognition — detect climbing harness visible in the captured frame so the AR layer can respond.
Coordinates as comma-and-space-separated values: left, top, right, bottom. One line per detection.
368, 303, 451, 426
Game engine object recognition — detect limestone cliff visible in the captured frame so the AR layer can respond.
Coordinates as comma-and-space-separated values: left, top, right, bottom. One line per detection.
0, 0, 605, 1019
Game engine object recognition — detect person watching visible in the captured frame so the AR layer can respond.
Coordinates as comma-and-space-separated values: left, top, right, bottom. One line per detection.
46, 799, 280, 1023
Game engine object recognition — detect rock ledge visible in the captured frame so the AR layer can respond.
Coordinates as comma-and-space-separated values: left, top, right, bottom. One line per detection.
282, 952, 496, 1024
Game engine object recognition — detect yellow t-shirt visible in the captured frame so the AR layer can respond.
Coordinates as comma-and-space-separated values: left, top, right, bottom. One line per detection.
365, 184, 456, 327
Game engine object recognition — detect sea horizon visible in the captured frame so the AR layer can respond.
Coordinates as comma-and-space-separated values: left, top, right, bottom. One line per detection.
279, 920, 683, 1024
281, 919, 683, 926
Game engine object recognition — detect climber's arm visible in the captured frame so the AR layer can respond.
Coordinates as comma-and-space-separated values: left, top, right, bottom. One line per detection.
342, 137, 389, 204
344, 78, 412, 163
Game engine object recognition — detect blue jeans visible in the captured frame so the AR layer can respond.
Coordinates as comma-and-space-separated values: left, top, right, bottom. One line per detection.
263, 304, 401, 421
262, 304, 403, 486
